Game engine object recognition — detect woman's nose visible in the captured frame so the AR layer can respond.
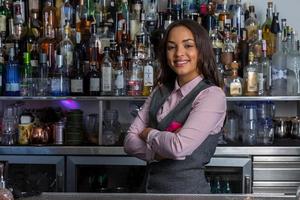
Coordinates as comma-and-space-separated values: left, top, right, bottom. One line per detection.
175, 45, 185, 56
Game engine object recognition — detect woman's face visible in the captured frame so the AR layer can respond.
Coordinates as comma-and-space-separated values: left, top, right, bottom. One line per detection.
166, 25, 200, 86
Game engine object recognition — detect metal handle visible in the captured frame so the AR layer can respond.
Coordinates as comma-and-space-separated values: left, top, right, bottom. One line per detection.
244, 175, 252, 194
56, 171, 64, 192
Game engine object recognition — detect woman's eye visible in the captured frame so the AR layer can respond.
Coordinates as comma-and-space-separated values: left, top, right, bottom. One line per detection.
184, 44, 194, 48
167, 46, 175, 50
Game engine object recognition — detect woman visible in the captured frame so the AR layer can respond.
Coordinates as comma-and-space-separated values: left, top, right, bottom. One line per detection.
124, 19, 226, 194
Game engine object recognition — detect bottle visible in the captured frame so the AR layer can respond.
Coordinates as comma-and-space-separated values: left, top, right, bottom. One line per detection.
113, 54, 126, 96
0, 0, 8, 39
0, 163, 14, 200
89, 23, 102, 69
270, 6, 280, 54
215, 48, 225, 90
218, 0, 231, 31
101, 47, 113, 96
50, 54, 69, 96
232, 0, 244, 39
262, 1, 273, 57
229, 61, 242, 96
30, 9, 42, 39
221, 29, 234, 69
102, 109, 121, 145
0, 38, 4, 95
36, 53, 49, 96
249, 29, 263, 61
70, 32, 84, 96
245, 5, 258, 42
60, 0, 74, 30
150, 12, 164, 57
85, 61, 100, 96
127, 50, 143, 96
202, 1, 217, 35
270, 32, 287, 96
145, 0, 157, 35
260, 40, 271, 95
57, 20, 74, 77
243, 52, 258, 96
13, 0, 25, 25
130, 0, 142, 41
20, 52, 33, 96
238, 29, 249, 77
142, 45, 154, 96
5, 47, 20, 96
24, 17, 36, 52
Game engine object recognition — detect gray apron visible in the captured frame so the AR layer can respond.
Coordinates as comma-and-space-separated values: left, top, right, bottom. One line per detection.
143, 79, 220, 194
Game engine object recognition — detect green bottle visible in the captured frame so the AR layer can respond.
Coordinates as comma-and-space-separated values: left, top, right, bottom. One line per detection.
20, 52, 33, 96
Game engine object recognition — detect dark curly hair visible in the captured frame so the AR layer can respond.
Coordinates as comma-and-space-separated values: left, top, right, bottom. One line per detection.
156, 19, 222, 88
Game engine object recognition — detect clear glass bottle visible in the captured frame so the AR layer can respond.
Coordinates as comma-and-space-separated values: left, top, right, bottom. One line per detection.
101, 47, 113, 96
229, 61, 242, 96
85, 61, 100, 96
245, 5, 258, 42
0, 0, 8, 39
113, 54, 126, 96
0, 163, 14, 200
243, 51, 258, 96
102, 109, 121, 146
50, 54, 70, 96
218, 0, 231, 32
259, 40, 271, 96
270, 32, 287, 96
36, 53, 49, 96
221, 29, 234, 69
127, 50, 143, 96
60, 0, 74, 30
57, 20, 74, 77
262, 1, 273, 57
20, 52, 33, 96
142, 44, 154, 96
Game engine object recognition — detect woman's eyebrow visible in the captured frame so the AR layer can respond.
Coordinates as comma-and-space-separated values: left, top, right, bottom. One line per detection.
167, 39, 195, 43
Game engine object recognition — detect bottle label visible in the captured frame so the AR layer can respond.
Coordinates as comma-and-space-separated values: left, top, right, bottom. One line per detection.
257, 72, 264, 93
247, 71, 258, 92
90, 78, 100, 92
66, 51, 73, 66
51, 78, 61, 92
0, 15, 6, 32
230, 82, 242, 96
6, 83, 20, 92
102, 67, 112, 91
30, 60, 38, 67
143, 65, 154, 86
272, 68, 287, 81
114, 70, 124, 89
71, 79, 83, 93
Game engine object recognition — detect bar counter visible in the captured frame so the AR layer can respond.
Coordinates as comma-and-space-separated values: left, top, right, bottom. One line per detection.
20, 192, 296, 200
1, 145, 300, 156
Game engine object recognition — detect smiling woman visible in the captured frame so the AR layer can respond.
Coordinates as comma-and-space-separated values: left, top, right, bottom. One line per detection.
124, 19, 226, 194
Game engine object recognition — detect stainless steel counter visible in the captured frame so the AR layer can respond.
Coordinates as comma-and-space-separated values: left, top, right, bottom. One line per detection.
20, 193, 296, 200
1, 146, 300, 156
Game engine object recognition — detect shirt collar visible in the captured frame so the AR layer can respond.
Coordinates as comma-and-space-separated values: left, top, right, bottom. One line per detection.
174, 76, 203, 97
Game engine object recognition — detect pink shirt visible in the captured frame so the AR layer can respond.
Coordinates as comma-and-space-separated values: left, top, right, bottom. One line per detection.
124, 76, 226, 162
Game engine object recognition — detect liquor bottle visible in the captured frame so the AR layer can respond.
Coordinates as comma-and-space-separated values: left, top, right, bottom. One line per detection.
249, 29, 263, 61
85, 61, 100, 96
142, 44, 154, 96
243, 51, 258, 96
5, 47, 20, 96
218, 0, 231, 32
70, 31, 84, 96
113, 54, 126, 96
20, 52, 33, 96
229, 61, 242, 96
0, 163, 14, 200
150, 12, 164, 57
221, 29, 234, 69
245, 5, 258, 42
238, 29, 249, 77
270, 7, 280, 54
89, 23, 102, 68
101, 47, 113, 96
60, 0, 74, 30
0, 38, 3, 95
24, 17, 36, 52
135, 10, 148, 60
130, 0, 142, 41
127, 50, 143, 96
13, 0, 25, 25
232, 0, 244, 39
36, 53, 49, 96
145, 0, 157, 35
0, 0, 8, 39
270, 32, 287, 96
261, 40, 271, 95
262, 1, 273, 57
30, 9, 42, 38
40, 0, 57, 74
202, 1, 217, 35
214, 48, 225, 89
57, 20, 74, 77
50, 54, 70, 96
